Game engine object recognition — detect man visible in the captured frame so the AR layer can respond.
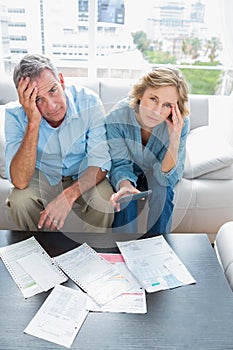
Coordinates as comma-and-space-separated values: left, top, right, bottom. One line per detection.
5, 53, 114, 232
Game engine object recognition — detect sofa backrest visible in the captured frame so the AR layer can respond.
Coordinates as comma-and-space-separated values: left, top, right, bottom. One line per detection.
65, 77, 133, 113
0, 75, 18, 105
65, 77, 100, 96
0, 75, 210, 130
66, 78, 210, 130
188, 94, 209, 130
99, 78, 133, 112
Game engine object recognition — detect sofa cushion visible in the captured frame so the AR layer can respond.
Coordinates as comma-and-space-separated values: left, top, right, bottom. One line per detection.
208, 95, 233, 147
100, 79, 134, 112
184, 126, 233, 179
198, 164, 233, 180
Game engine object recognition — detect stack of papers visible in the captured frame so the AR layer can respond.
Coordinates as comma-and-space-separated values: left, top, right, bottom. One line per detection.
0, 235, 196, 348
86, 253, 147, 314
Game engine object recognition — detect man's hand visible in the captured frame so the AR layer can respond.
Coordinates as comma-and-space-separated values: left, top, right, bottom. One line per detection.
18, 77, 42, 125
38, 187, 76, 230
38, 166, 108, 230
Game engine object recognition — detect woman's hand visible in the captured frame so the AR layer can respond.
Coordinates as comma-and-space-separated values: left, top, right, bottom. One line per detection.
110, 180, 139, 212
162, 103, 184, 173
166, 103, 184, 143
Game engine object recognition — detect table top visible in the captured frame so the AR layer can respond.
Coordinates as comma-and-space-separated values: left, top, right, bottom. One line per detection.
0, 230, 233, 350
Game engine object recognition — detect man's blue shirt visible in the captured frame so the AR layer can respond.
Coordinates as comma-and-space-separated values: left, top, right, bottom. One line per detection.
5, 85, 111, 185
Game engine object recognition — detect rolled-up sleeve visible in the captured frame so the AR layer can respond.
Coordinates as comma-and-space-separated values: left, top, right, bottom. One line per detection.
152, 116, 190, 186
5, 106, 26, 182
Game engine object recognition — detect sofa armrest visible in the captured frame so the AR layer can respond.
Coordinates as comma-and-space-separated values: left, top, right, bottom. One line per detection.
215, 221, 233, 290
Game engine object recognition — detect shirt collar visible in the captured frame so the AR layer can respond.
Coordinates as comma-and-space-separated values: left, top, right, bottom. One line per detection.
64, 88, 79, 122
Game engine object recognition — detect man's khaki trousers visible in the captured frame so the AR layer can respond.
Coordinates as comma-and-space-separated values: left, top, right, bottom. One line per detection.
7, 170, 115, 233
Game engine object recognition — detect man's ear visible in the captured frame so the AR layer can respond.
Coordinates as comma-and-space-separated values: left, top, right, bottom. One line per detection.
59, 72, 65, 90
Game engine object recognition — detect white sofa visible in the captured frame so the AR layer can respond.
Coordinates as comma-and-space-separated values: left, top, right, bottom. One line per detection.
215, 221, 233, 290
1, 75, 233, 242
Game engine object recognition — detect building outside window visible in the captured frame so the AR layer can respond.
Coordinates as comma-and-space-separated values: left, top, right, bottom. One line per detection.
0, 0, 232, 95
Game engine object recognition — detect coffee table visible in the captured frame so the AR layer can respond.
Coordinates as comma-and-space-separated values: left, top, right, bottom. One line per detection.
0, 230, 233, 350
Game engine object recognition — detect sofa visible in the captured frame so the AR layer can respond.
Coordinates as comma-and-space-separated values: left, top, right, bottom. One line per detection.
215, 221, 233, 290
1, 74, 233, 242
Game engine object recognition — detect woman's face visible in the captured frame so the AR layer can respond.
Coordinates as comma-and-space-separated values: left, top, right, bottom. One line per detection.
137, 85, 179, 130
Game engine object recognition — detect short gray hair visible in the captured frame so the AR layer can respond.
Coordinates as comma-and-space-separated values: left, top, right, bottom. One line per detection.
13, 53, 59, 88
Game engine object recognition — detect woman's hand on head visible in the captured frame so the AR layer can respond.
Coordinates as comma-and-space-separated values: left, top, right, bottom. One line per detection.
166, 103, 184, 141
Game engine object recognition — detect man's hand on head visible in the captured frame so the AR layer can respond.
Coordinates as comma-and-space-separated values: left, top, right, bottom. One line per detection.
18, 77, 42, 124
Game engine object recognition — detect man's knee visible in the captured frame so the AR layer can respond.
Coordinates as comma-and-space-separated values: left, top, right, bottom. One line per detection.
82, 178, 114, 214
7, 187, 43, 213
96, 178, 114, 201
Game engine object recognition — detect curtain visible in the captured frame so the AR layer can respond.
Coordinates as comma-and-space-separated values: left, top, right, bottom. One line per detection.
221, 0, 233, 65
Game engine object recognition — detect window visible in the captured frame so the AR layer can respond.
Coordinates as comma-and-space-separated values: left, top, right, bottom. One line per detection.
0, 0, 231, 95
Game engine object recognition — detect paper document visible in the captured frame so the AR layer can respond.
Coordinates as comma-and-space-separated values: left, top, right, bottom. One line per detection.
24, 284, 88, 348
0, 236, 68, 298
17, 252, 67, 292
116, 236, 196, 293
54, 243, 132, 306
86, 254, 147, 314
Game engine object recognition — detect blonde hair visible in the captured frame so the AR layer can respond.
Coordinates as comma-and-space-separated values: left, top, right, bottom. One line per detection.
129, 66, 189, 118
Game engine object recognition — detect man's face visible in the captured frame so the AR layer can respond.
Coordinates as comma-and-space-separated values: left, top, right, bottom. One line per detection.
34, 69, 67, 127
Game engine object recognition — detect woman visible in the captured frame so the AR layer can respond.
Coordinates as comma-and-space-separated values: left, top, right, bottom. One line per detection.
105, 66, 189, 235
